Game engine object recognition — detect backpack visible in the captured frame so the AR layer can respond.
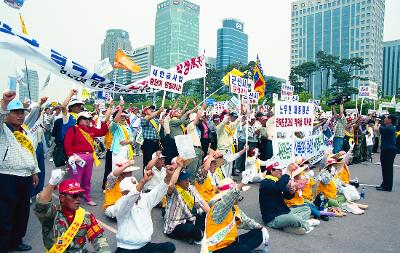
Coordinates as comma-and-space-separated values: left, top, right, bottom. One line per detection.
52, 126, 76, 167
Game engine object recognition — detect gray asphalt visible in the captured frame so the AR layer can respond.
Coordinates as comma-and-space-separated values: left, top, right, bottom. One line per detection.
21, 153, 400, 253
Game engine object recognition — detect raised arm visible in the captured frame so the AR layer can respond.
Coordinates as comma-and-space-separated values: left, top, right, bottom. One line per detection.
145, 150, 162, 171
113, 100, 124, 123
61, 89, 78, 115
167, 157, 184, 195
104, 100, 114, 123
145, 107, 164, 121
1, 91, 17, 131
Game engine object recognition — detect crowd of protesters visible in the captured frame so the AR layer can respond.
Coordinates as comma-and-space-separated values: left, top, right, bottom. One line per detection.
0, 88, 397, 253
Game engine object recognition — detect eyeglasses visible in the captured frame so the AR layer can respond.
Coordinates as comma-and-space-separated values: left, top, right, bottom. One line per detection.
63, 192, 84, 199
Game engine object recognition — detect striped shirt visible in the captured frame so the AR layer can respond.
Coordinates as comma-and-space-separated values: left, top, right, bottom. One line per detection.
0, 107, 40, 177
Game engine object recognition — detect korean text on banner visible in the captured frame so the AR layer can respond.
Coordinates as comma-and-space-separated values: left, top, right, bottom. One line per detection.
274, 101, 314, 135
172, 55, 206, 83
230, 74, 248, 95
273, 133, 332, 167
281, 84, 294, 100
149, 66, 184, 94
368, 81, 378, 100
212, 101, 228, 114
114, 49, 141, 73
0, 21, 155, 95
228, 96, 241, 111
222, 68, 244, 85
242, 92, 259, 105
358, 86, 370, 98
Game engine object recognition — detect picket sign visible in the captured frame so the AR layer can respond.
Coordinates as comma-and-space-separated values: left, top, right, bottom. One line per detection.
230, 74, 248, 96
149, 66, 185, 94
274, 101, 315, 135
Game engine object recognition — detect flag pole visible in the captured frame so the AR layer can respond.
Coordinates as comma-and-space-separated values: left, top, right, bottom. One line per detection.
24, 59, 31, 101
203, 77, 206, 101
161, 90, 167, 108
196, 84, 225, 109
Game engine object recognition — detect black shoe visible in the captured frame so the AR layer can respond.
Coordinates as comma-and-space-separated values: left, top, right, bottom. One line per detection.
376, 186, 391, 192
12, 243, 32, 251
320, 215, 329, 221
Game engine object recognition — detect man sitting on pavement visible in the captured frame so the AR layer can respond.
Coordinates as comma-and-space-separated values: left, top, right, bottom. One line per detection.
202, 177, 269, 253
164, 157, 210, 244
259, 161, 313, 235
103, 159, 137, 218
112, 156, 177, 253
34, 170, 111, 253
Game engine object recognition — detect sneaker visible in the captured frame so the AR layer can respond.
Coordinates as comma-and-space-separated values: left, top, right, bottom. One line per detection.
283, 227, 306, 235
305, 226, 314, 234
342, 203, 364, 215
307, 219, 321, 227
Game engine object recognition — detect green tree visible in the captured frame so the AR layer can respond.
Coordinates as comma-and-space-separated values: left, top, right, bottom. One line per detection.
295, 62, 318, 93
316, 51, 339, 97
331, 57, 369, 97
289, 67, 304, 93
264, 77, 284, 95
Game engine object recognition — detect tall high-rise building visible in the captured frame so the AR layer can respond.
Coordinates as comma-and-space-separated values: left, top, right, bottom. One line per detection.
19, 69, 39, 102
290, 0, 385, 97
131, 45, 154, 83
154, 0, 200, 69
205, 56, 216, 69
216, 18, 248, 69
382, 39, 400, 97
101, 29, 133, 84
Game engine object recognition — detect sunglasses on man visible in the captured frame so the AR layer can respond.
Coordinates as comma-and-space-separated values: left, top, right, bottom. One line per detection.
62, 192, 85, 199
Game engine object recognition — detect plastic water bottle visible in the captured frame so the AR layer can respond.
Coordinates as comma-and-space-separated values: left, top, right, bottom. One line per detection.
319, 193, 325, 211
360, 186, 365, 199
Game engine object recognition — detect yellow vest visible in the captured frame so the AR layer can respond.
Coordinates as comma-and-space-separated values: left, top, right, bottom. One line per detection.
103, 177, 122, 209
317, 179, 337, 199
284, 191, 304, 207
195, 176, 217, 204
206, 205, 241, 252
338, 164, 350, 185
302, 177, 315, 201
104, 130, 113, 150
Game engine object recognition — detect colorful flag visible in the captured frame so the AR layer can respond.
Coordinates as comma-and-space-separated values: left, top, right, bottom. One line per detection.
19, 13, 28, 35
222, 68, 244, 85
253, 55, 266, 99
113, 49, 141, 73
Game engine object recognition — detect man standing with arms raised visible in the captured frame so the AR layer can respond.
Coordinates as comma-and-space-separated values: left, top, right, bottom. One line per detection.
0, 91, 40, 252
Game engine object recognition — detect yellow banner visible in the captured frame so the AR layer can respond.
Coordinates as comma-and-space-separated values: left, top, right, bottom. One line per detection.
120, 124, 134, 159
78, 127, 101, 167
113, 49, 141, 73
176, 185, 195, 210
47, 208, 85, 253
13, 130, 34, 157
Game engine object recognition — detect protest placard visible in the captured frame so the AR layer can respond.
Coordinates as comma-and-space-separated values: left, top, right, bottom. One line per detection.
368, 81, 378, 100
358, 86, 370, 98
242, 92, 259, 105
174, 135, 196, 160
230, 74, 248, 95
281, 83, 294, 100
173, 55, 206, 83
273, 133, 332, 167
274, 101, 314, 134
149, 66, 184, 94
212, 101, 228, 113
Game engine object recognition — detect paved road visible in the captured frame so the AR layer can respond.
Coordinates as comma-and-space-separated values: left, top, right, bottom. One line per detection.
20, 153, 400, 253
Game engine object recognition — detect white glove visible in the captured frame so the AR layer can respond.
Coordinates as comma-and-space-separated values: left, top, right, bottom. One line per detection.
241, 170, 252, 184
261, 227, 269, 245
49, 169, 66, 186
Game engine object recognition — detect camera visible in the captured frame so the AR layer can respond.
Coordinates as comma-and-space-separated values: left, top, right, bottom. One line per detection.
327, 95, 351, 106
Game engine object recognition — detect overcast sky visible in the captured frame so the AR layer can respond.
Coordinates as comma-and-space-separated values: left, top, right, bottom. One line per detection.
1, 0, 399, 102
